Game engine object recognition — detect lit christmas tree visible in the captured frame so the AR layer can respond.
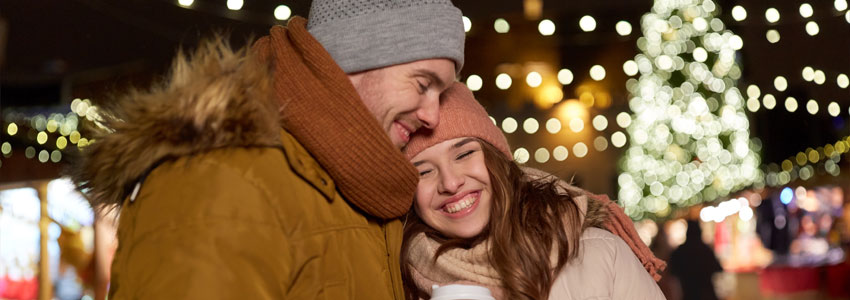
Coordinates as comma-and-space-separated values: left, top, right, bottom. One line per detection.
618, 0, 763, 219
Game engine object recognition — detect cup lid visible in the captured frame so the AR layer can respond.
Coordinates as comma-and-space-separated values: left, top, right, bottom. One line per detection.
430, 284, 496, 300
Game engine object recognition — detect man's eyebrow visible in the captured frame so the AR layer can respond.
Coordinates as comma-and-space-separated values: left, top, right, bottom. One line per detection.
414, 69, 448, 90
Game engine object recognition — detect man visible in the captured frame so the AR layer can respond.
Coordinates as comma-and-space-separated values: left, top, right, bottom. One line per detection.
72, 1, 464, 298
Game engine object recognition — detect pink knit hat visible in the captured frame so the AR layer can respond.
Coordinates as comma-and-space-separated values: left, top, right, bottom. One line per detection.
404, 82, 512, 160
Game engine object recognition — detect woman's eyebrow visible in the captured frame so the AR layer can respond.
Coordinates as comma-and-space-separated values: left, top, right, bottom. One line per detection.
451, 138, 476, 149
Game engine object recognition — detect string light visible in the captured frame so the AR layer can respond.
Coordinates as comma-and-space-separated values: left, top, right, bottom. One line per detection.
579, 15, 596, 32
177, 0, 193, 7
538, 19, 556, 36
534, 148, 550, 163
799, 3, 814, 18
805, 21, 820, 36
785, 96, 799, 112
766, 8, 780, 23
592, 115, 608, 131
813, 70, 826, 85
226, 0, 243, 11
828, 102, 841, 117
838, 74, 849, 88
494, 18, 510, 33
546, 118, 562, 134
523, 118, 539, 134
803, 67, 815, 81
616, 21, 632, 36
462, 16, 472, 33
837, 0, 849, 11
612, 131, 627, 148
774, 76, 787, 91
763, 94, 776, 109
766, 30, 780, 43
274, 5, 291, 20
569, 118, 584, 133
806, 99, 819, 115
623, 60, 638, 76
732, 6, 747, 21
553, 146, 569, 161
6, 123, 17, 136
557, 69, 574, 85
526, 71, 543, 87
594, 136, 609, 151
616, 112, 631, 128
513, 148, 530, 164
573, 142, 588, 158
495, 73, 512, 90
466, 74, 483, 91
589, 65, 606, 81
502, 117, 518, 133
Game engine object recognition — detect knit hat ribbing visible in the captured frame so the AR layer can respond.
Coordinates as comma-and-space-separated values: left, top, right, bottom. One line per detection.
404, 83, 511, 161
307, 0, 465, 74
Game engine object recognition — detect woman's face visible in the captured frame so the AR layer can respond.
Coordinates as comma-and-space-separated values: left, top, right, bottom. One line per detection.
410, 137, 492, 239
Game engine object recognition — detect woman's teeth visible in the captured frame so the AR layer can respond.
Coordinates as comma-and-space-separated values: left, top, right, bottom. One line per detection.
444, 194, 477, 213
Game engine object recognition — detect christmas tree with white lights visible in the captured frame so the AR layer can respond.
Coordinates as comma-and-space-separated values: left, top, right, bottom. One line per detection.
618, 0, 763, 219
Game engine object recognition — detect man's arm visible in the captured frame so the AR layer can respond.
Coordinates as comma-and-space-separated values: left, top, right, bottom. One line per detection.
112, 160, 290, 299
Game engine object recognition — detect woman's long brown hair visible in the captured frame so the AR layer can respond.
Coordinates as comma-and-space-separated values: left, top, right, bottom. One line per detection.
401, 139, 606, 300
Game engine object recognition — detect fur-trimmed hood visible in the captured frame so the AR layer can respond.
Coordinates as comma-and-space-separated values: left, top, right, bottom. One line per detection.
71, 40, 281, 208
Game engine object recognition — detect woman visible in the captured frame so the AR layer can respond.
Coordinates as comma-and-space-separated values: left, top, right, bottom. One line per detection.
401, 83, 666, 300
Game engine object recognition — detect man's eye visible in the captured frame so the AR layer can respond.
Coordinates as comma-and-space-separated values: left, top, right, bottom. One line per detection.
457, 150, 475, 160
418, 82, 428, 93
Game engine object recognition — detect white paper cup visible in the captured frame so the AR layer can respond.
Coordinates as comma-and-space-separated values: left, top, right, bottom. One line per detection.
430, 284, 496, 300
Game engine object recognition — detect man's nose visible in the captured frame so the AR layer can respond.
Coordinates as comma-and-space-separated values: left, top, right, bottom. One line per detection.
416, 94, 440, 129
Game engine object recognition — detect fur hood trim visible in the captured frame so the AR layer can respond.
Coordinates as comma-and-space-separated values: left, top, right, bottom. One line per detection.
71, 39, 281, 208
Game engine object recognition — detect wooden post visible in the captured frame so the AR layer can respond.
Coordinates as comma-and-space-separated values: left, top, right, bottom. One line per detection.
35, 181, 52, 300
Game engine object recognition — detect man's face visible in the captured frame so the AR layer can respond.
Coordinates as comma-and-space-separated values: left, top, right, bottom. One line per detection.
349, 59, 456, 149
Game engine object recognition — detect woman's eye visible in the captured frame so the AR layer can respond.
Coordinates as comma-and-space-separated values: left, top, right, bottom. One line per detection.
456, 150, 475, 160
418, 169, 432, 176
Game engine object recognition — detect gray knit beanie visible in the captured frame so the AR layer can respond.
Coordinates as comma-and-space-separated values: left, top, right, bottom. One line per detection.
307, 0, 465, 74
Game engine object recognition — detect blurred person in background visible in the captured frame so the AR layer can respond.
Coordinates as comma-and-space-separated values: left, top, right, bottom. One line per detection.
71, 0, 465, 298
669, 220, 723, 300
400, 83, 666, 300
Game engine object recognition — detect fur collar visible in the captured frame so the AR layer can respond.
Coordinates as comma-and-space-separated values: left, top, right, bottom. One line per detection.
71, 39, 281, 208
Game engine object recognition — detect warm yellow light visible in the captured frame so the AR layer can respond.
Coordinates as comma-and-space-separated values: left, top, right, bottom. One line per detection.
579, 92, 595, 107
592, 115, 608, 131
813, 70, 826, 85
37, 132, 48, 145
837, 74, 849, 88
556, 100, 589, 124
802, 67, 815, 81
38, 150, 49, 163
463, 16, 472, 33
56, 136, 68, 150
593, 136, 609, 151
796, 152, 808, 166
540, 84, 564, 105
623, 60, 638, 76
178, 0, 193, 7
837, 0, 849, 11
7, 123, 17, 136
781, 160, 793, 172
70, 131, 81, 144
616, 112, 632, 128
1, 142, 11, 155
808, 149, 819, 163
